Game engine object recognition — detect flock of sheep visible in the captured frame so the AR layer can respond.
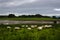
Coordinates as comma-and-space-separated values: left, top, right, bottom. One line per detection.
7, 25, 52, 30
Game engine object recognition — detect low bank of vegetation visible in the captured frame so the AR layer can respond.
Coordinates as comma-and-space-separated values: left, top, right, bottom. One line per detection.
0, 24, 60, 40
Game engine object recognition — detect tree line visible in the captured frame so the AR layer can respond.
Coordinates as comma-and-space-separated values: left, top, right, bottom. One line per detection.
0, 14, 60, 19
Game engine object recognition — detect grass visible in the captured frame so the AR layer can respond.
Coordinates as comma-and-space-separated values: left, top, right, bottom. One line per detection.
0, 18, 57, 21
0, 24, 60, 40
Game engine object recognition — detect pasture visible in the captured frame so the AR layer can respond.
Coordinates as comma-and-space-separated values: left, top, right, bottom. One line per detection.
0, 24, 60, 40
0, 18, 56, 21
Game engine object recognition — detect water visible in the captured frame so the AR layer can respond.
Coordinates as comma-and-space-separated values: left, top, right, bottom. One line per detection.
0, 20, 54, 24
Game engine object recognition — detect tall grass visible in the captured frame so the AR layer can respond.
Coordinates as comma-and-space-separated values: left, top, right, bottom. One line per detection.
0, 24, 60, 40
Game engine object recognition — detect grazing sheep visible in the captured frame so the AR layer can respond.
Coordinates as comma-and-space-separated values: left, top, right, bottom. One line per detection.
27, 27, 31, 30
26, 25, 28, 27
37, 26, 43, 30
44, 25, 52, 28
44, 25, 48, 27
34, 25, 37, 27
15, 27, 20, 30
7, 26, 11, 29
22, 25, 25, 27
31, 25, 35, 28
48, 25, 52, 27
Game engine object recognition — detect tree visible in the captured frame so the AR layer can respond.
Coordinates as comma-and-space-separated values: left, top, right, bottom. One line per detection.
52, 16, 57, 19
8, 14, 16, 18
58, 17, 60, 19
35, 14, 42, 17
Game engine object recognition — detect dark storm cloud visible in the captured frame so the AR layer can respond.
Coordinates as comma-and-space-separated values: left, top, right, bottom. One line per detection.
0, 0, 60, 16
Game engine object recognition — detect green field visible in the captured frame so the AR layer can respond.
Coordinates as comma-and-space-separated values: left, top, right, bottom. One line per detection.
0, 18, 57, 21
0, 24, 60, 40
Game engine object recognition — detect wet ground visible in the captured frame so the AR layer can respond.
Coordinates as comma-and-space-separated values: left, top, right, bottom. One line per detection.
0, 20, 57, 24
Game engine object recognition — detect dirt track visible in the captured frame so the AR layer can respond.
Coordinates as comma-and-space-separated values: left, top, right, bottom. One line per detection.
0, 20, 60, 24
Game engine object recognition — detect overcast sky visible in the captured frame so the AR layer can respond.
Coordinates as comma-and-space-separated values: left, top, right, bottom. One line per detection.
0, 0, 60, 16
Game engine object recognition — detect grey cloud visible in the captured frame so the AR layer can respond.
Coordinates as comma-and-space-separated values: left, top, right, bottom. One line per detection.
0, 0, 60, 16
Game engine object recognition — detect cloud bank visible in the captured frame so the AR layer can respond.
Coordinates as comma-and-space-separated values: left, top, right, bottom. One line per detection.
0, 0, 60, 16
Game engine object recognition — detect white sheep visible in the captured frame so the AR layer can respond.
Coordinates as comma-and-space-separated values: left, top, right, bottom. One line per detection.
48, 25, 52, 27
37, 26, 43, 30
7, 26, 11, 29
27, 27, 31, 30
15, 27, 20, 30
44, 25, 48, 27
34, 25, 37, 27
26, 25, 28, 27
31, 25, 35, 28
44, 25, 52, 28
22, 25, 25, 27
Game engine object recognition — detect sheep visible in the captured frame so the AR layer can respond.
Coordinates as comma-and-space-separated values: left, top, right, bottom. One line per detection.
31, 25, 35, 28
44, 25, 48, 27
22, 25, 25, 27
26, 25, 28, 27
37, 26, 43, 30
34, 25, 37, 27
14, 27, 20, 30
27, 27, 31, 30
7, 26, 11, 29
48, 25, 52, 27
44, 25, 52, 28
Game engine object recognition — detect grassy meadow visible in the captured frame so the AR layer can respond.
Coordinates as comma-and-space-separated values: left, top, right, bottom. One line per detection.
0, 18, 56, 21
0, 24, 60, 40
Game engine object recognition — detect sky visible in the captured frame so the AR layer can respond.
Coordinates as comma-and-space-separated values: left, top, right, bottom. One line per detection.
0, 0, 60, 16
